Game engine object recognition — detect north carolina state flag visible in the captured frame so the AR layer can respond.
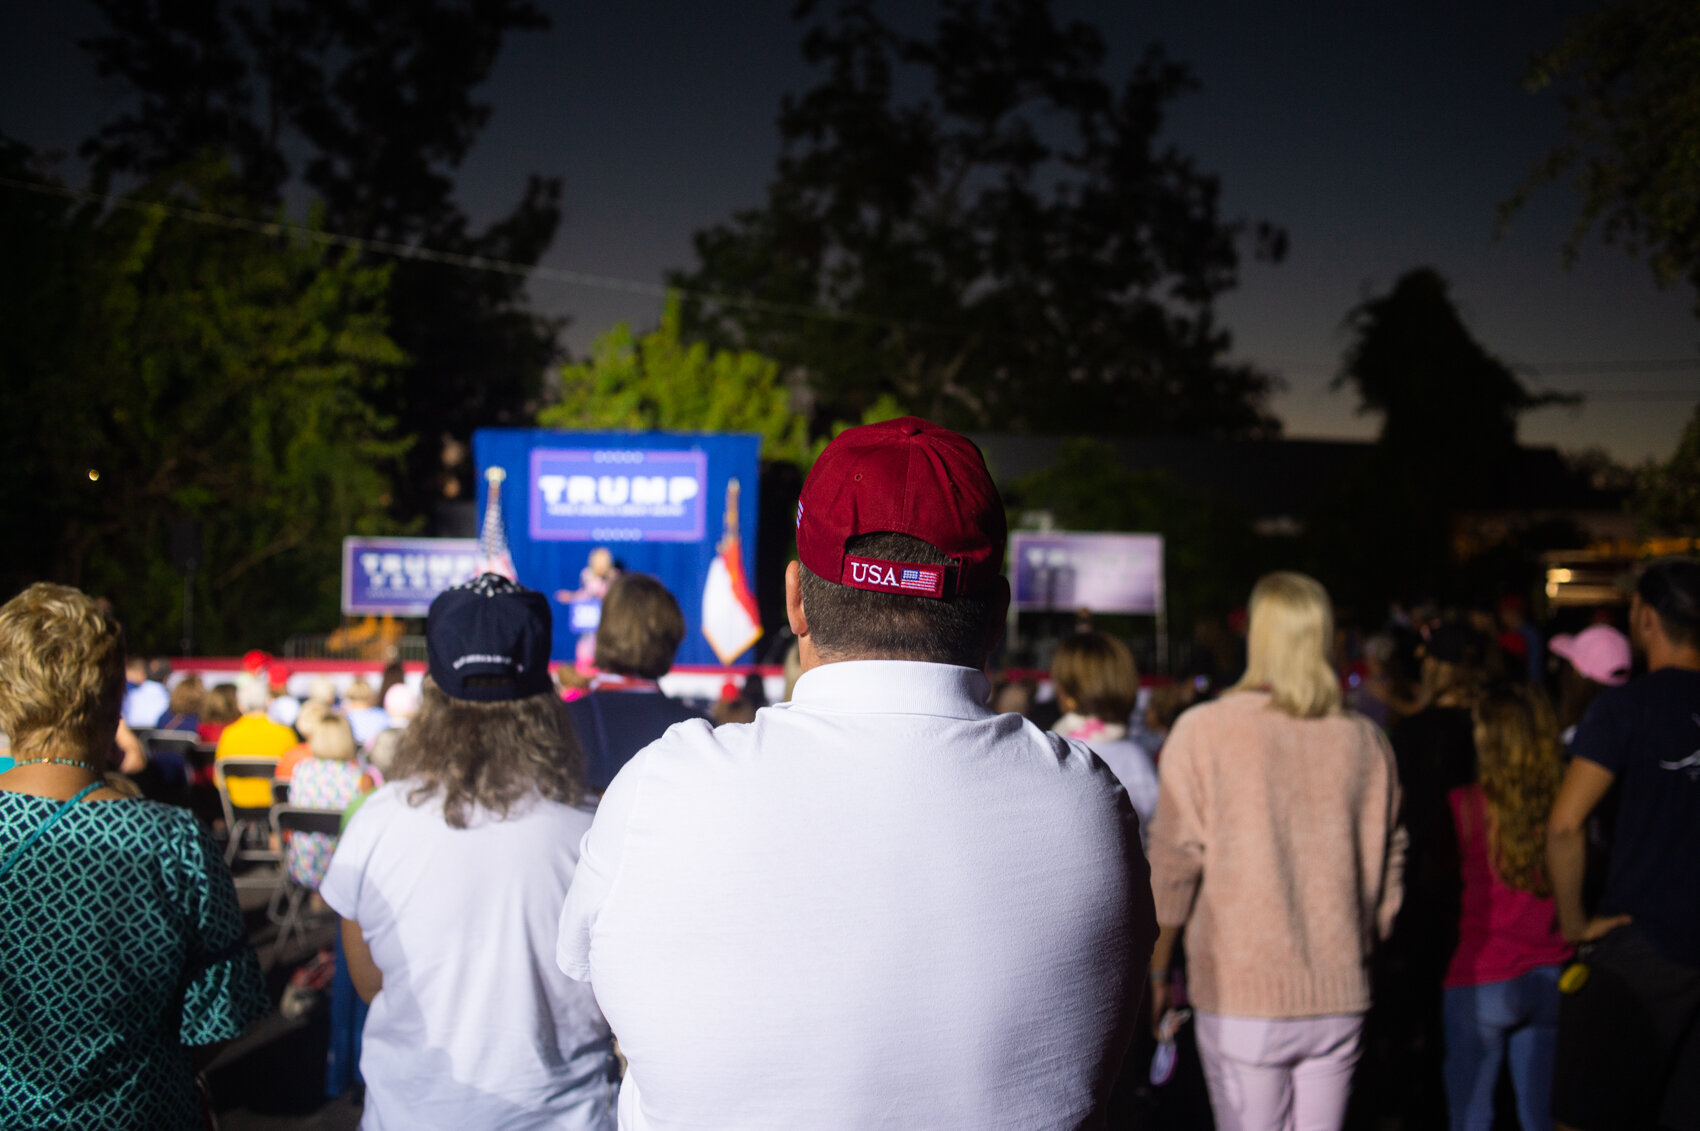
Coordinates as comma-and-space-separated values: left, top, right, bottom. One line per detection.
702, 480, 762, 665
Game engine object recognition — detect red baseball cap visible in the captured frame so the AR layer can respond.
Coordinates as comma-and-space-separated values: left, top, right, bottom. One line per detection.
795, 417, 1006, 599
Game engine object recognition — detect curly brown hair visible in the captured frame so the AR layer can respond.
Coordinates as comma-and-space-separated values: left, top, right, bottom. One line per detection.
392, 678, 584, 829
1472, 684, 1565, 895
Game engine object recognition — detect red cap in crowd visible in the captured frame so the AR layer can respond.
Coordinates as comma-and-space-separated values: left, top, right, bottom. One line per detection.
795, 416, 1006, 599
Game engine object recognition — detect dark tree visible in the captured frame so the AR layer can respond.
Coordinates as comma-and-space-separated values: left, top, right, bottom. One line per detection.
670, 0, 1285, 437
81, 0, 562, 519
0, 147, 406, 652
1336, 267, 1573, 464
1503, 0, 1700, 317
1319, 267, 1576, 604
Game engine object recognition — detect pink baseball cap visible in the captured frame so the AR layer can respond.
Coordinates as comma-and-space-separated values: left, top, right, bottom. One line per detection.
1550, 624, 1632, 686
795, 417, 1006, 599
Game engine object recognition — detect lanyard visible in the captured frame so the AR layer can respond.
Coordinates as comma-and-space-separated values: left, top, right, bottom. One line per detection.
0, 782, 102, 881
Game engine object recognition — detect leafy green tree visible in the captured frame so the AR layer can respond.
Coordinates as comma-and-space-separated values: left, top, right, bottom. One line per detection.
80, 0, 562, 518
671, 0, 1285, 438
1504, 0, 1700, 315
1633, 404, 1700, 535
0, 154, 407, 652
540, 295, 904, 468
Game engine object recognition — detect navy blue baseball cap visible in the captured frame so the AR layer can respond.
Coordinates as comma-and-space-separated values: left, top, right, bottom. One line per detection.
426, 574, 554, 702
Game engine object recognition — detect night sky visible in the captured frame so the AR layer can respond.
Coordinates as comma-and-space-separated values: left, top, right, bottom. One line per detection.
4, 0, 1696, 463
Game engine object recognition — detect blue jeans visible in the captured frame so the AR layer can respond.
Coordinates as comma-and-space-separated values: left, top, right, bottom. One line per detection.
1442, 965, 1560, 1131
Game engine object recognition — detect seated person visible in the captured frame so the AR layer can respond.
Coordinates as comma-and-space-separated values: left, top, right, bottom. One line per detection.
274, 700, 331, 783
342, 679, 391, 749
214, 676, 297, 808
197, 683, 240, 745
285, 715, 373, 889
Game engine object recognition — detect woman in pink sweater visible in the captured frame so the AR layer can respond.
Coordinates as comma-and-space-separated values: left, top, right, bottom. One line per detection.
1147, 572, 1406, 1131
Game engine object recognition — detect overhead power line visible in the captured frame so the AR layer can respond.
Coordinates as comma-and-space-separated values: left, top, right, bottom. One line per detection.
0, 173, 904, 331
3, 174, 1697, 392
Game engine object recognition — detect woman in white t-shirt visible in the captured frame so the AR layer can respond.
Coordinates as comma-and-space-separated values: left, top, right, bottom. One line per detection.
321, 575, 617, 1131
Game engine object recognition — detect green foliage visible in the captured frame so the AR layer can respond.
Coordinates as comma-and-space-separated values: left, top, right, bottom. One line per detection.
80, 0, 563, 518
0, 156, 408, 652
541, 295, 895, 470
671, 0, 1284, 438
1007, 439, 1260, 633
1505, 0, 1700, 315
1633, 404, 1700, 535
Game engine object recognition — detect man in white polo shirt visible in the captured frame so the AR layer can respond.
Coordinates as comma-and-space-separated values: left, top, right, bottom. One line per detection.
558, 416, 1156, 1130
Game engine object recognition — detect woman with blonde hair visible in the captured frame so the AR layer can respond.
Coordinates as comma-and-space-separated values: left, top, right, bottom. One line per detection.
1441, 684, 1570, 1131
0, 583, 267, 1129
1146, 571, 1406, 1131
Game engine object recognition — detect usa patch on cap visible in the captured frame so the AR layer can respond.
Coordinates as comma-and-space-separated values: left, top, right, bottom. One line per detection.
842, 555, 946, 598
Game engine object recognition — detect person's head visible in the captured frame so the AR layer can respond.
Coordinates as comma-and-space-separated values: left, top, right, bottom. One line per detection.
1550, 623, 1632, 688
1419, 620, 1486, 704
205, 683, 240, 724
306, 676, 338, 708
367, 727, 401, 775
1630, 557, 1700, 659
588, 547, 614, 577
125, 655, 146, 684
594, 573, 686, 679
1234, 571, 1341, 718
790, 417, 1009, 669
146, 657, 172, 684
167, 673, 205, 718
394, 574, 582, 828
1050, 632, 1139, 724
991, 676, 1035, 717
1472, 684, 1564, 894
293, 699, 331, 742
0, 583, 125, 760
234, 673, 271, 716
383, 682, 420, 723
343, 678, 377, 708
309, 713, 357, 763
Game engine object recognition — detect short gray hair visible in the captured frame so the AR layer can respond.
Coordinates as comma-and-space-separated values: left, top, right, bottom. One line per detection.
234, 674, 271, 715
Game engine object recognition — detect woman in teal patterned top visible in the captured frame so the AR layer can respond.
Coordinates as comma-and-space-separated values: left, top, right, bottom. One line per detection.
0, 583, 270, 1130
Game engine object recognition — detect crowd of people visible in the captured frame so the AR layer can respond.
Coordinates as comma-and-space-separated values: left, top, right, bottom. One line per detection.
0, 415, 1695, 1131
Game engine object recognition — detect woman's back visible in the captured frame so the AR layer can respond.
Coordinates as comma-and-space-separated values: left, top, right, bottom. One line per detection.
1148, 690, 1405, 1017
321, 783, 616, 1131
0, 795, 268, 1130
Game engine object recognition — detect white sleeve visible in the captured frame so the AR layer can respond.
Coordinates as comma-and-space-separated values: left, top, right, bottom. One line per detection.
557, 749, 644, 982
318, 789, 383, 921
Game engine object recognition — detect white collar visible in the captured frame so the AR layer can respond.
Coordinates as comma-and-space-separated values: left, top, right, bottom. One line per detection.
789, 660, 993, 719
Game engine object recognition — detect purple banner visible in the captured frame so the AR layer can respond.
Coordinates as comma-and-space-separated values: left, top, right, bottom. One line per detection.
1009, 532, 1165, 615
529, 448, 708, 542
342, 537, 480, 616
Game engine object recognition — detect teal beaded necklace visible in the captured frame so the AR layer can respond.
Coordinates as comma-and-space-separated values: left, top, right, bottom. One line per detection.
4, 755, 101, 774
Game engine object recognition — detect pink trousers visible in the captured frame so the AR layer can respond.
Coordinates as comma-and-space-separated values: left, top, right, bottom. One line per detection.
1193, 1011, 1365, 1131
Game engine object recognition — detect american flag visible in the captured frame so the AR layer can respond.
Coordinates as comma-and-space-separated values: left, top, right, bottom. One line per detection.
899, 567, 940, 592
478, 467, 518, 581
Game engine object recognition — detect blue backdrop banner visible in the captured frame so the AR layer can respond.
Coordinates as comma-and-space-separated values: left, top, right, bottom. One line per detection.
473, 428, 764, 667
